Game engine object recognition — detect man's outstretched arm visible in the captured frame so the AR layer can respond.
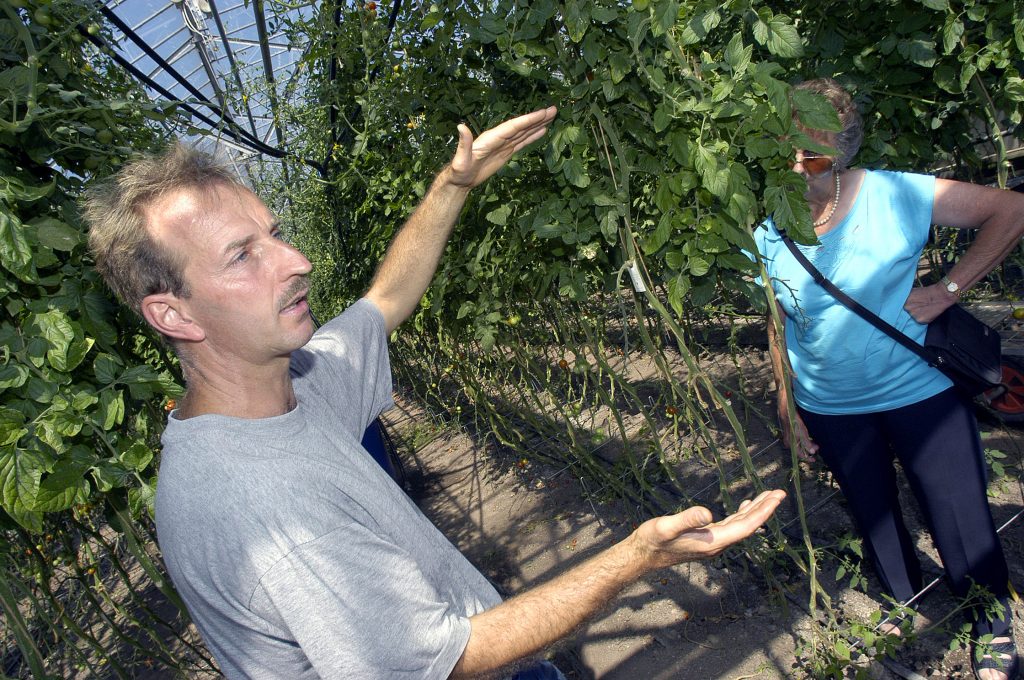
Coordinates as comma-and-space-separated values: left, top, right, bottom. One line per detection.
449, 489, 786, 679
365, 106, 557, 334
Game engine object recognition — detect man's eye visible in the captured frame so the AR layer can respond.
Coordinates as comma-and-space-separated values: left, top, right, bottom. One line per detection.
233, 250, 249, 264
271, 230, 286, 241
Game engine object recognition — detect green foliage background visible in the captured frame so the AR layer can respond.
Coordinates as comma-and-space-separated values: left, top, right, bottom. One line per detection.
0, 0, 1021, 676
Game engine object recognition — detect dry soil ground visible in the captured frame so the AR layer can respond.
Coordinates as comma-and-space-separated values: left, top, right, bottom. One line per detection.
381, 386, 1024, 680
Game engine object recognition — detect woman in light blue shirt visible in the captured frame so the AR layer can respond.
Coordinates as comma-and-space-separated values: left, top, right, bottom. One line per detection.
757, 78, 1024, 680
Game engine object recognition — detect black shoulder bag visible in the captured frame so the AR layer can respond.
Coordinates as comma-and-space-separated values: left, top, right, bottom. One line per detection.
778, 231, 1003, 397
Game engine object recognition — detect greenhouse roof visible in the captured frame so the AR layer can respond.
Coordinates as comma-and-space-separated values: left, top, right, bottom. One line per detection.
101, 0, 316, 163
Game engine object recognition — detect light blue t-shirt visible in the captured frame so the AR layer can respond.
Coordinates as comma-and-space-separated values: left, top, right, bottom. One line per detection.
755, 169, 952, 415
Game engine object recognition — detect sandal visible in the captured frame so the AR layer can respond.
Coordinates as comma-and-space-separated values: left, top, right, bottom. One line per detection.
972, 635, 1021, 680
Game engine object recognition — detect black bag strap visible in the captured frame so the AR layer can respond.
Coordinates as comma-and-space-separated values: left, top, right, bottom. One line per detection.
777, 230, 937, 366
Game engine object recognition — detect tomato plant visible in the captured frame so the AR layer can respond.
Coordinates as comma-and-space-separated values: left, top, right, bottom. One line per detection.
0, 2, 209, 676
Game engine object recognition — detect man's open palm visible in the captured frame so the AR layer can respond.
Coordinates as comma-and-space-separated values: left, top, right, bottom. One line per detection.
633, 489, 786, 570
448, 106, 558, 188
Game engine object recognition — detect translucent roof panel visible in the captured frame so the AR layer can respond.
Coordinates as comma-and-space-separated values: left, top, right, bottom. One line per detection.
101, 0, 317, 162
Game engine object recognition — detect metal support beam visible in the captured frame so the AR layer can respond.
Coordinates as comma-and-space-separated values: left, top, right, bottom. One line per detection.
206, 0, 260, 139
251, 0, 286, 149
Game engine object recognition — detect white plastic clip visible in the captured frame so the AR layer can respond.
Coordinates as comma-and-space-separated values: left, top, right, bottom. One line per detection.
626, 261, 647, 293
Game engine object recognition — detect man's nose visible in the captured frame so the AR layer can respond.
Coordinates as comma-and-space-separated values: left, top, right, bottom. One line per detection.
275, 238, 312, 276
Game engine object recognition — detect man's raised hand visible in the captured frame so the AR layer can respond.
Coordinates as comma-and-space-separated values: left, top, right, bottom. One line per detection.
447, 107, 557, 189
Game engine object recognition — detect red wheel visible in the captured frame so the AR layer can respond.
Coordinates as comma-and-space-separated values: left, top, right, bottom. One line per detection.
984, 356, 1024, 423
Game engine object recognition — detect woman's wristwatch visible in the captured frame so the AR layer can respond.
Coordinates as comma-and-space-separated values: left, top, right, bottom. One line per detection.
940, 274, 962, 299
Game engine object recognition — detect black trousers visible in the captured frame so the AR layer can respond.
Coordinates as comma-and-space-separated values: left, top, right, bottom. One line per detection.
799, 388, 1011, 636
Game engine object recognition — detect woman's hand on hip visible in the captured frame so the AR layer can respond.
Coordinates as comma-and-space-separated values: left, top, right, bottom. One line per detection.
904, 284, 956, 323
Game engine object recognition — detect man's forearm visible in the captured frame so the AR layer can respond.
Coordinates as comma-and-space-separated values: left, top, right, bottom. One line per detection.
449, 489, 786, 678
450, 537, 645, 678
367, 166, 469, 333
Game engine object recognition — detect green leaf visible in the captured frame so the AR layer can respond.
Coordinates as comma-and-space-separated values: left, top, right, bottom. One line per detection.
716, 252, 757, 273
0, 364, 29, 390
919, 0, 948, 9
0, 408, 26, 447
933, 64, 961, 94
644, 212, 675, 254
651, 0, 679, 36
653, 105, 672, 133
36, 404, 83, 452
765, 18, 803, 58
688, 255, 711, 277
97, 390, 125, 431
562, 157, 590, 188
129, 477, 157, 518
0, 208, 36, 283
666, 274, 689, 316
609, 51, 631, 84
693, 142, 717, 177
93, 353, 123, 385
959, 63, 977, 92
485, 204, 512, 226
0, 66, 33, 99
563, 0, 589, 43
765, 182, 814, 243
1004, 77, 1024, 103
32, 310, 75, 372
752, 19, 768, 46
0, 447, 45, 517
419, 11, 442, 31
724, 33, 752, 74
91, 460, 133, 493
679, 7, 720, 45
33, 458, 90, 512
32, 217, 80, 252
599, 210, 618, 240
942, 17, 964, 54
792, 89, 842, 132
119, 440, 153, 472
64, 336, 93, 373
745, 137, 780, 158
703, 168, 730, 198
81, 290, 118, 347
899, 38, 938, 67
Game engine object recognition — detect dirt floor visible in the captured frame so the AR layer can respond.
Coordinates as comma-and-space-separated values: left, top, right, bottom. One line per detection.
381, 379, 1024, 680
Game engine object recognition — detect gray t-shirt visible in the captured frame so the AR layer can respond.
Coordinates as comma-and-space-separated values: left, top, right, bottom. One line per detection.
155, 299, 502, 679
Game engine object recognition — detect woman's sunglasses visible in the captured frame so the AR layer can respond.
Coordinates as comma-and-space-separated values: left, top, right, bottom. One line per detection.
797, 150, 834, 176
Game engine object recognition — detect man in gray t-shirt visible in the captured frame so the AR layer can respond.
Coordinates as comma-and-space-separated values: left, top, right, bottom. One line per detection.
84, 108, 784, 679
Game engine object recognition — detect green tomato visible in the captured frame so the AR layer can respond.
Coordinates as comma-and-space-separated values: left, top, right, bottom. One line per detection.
34, 8, 53, 27
95, 129, 114, 145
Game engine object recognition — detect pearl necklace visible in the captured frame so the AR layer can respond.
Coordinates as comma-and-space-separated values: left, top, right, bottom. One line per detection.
812, 169, 841, 227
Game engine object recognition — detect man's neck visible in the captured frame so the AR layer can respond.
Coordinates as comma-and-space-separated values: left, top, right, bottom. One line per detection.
175, 356, 296, 420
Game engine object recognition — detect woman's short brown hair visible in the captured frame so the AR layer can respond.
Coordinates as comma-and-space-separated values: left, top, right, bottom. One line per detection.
795, 78, 864, 169
82, 143, 242, 314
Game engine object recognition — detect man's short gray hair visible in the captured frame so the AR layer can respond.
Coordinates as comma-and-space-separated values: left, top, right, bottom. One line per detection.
82, 143, 243, 314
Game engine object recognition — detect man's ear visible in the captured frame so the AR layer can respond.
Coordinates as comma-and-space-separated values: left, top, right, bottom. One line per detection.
141, 293, 205, 343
